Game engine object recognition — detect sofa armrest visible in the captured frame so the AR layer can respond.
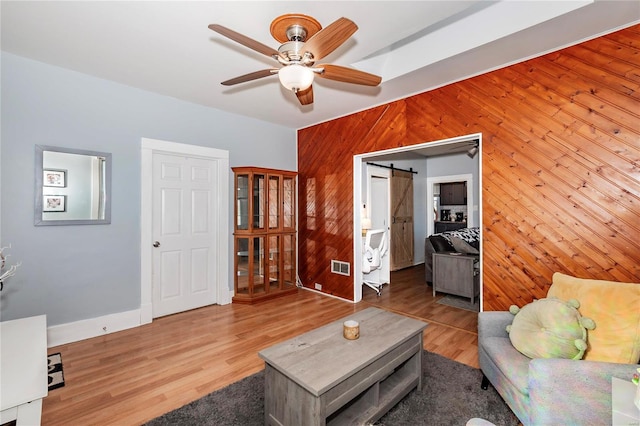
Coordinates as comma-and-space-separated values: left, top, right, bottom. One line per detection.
528, 358, 639, 425
424, 238, 435, 283
478, 311, 512, 340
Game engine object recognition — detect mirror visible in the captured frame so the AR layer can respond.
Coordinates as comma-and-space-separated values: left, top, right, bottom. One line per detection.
35, 145, 111, 226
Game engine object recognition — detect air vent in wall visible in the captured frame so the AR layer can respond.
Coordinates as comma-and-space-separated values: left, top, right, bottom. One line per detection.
331, 260, 350, 276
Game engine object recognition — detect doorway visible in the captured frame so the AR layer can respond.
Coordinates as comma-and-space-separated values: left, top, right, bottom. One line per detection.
353, 133, 481, 303
140, 138, 230, 324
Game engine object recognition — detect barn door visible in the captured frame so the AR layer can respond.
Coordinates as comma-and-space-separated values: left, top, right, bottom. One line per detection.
390, 170, 414, 271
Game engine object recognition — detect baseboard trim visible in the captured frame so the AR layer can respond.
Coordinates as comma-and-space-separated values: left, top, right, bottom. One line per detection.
299, 286, 356, 303
140, 303, 153, 325
47, 309, 143, 348
47, 295, 234, 348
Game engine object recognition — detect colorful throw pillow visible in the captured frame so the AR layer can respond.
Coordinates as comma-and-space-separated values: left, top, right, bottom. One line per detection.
547, 273, 640, 364
506, 297, 595, 360
446, 227, 480, 249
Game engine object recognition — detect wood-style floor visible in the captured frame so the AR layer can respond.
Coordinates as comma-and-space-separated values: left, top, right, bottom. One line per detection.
42, 265, 478, 426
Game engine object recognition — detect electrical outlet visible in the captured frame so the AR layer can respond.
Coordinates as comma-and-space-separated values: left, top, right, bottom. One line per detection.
314, 283, 322, 290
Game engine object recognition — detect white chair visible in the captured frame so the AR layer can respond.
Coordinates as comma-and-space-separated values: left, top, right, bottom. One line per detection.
362, 229, 388, 296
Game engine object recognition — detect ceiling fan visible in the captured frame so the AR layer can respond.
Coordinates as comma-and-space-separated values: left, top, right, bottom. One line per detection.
208, 14, 382, 106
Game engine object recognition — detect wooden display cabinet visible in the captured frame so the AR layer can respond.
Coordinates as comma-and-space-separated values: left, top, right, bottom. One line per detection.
233, 167, 297, 304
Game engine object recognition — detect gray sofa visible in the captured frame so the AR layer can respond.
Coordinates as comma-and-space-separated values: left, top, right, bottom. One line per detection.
478, 273, 640, 426
479, 313, 639, 425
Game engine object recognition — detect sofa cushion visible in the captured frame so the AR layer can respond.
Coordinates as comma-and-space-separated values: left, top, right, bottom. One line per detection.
547, 273, 640, 364
528, 358, 640, 425
429, 234, 455, 252
482, 336, 531, 397
506, 297, 595, 360
449, 236, 479, 254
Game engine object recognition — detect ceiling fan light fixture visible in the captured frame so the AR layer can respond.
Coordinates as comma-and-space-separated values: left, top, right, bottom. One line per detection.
210, 15, 380, 105
278, 64, 314, 92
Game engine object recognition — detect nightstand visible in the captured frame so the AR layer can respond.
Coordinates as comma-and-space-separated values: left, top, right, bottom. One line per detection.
432, 252, 479, 304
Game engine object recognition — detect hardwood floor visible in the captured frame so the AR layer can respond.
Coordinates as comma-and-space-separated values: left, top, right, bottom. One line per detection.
367, 265, 479, 367
42, 265, 478, 425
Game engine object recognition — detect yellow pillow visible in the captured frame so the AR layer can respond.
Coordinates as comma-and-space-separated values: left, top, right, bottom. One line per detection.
547, 272, 640, 364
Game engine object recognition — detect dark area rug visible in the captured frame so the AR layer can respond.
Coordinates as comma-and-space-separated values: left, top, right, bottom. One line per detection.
47, 352, 65, 391
146, 351, 518, 426
437, 294, 480, 312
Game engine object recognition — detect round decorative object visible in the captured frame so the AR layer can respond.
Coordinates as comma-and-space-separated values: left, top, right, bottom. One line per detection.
343, 320, 360, 340
270, 14, 322, 43
506, 297, 596, 360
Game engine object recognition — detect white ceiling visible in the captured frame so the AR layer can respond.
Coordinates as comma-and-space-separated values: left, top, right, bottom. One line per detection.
2, 1, 639, 130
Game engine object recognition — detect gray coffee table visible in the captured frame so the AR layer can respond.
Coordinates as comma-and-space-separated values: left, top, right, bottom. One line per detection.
258, 307, 428, 425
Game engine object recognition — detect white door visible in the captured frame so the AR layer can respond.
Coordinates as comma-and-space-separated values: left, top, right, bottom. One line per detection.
368, 169, 391, 284
371, 176, 389, 231
151, 153, 218, 317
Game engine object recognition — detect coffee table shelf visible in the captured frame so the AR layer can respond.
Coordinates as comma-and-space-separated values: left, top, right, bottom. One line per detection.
259, 307, 428, 426
327, 354, 420, 425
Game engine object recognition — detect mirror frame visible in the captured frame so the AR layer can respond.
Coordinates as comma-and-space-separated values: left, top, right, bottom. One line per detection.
35, 145, 112, 226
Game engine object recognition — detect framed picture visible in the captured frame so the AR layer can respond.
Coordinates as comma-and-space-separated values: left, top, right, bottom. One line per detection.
43, 169, 67, 187
43, 195, 66, 212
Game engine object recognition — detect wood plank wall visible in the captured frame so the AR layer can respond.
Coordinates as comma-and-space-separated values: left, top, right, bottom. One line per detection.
297, 24, 640, 309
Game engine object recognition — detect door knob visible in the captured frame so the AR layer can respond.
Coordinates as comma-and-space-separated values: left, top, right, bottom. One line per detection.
153, 241, 160, 248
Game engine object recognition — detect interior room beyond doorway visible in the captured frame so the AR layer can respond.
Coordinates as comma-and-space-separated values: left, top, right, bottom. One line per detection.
353, 134, 481, 309
362, 264, 478, 336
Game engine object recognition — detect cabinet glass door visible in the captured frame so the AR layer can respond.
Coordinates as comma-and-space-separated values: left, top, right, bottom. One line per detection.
253, 174, 265, 230
268, 235, 280, 291
235, 237, 249, 295
283, 234, 295, 288
268, 175, 280, 230
236, 174, 249, 230
235, 237, 266, 297
283, 176, 295, 230
252, 236, 266, 295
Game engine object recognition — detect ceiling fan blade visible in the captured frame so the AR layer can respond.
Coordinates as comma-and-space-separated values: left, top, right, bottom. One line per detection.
221, 69, 277, 86
302, 17, 358, 61
316, 64, 381, 86
209, 24, 281, 59
296, 86, 314, 105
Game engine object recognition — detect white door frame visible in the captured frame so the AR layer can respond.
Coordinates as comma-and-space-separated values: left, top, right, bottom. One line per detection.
140, 138, 230, 324
353, 133, 482, 303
